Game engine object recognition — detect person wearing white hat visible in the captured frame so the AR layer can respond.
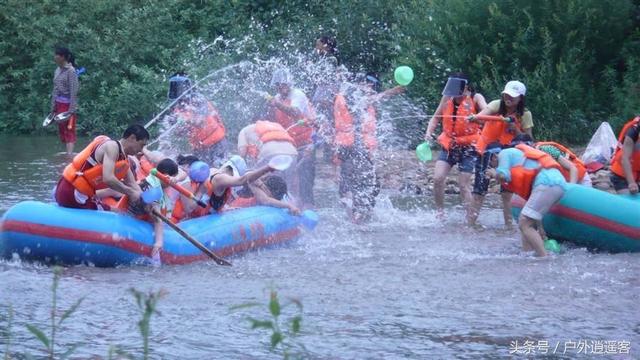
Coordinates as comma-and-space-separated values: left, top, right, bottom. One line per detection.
467, 80, 534, 229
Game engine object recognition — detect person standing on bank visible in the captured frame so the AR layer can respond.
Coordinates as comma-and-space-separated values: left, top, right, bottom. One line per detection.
51, 46, 79, 154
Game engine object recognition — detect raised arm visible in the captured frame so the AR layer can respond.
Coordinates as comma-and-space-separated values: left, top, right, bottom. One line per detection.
425, 95, 449, 140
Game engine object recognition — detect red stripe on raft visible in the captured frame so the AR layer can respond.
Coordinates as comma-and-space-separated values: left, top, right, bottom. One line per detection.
512, 198, 640, 240
1, 220, 301, 265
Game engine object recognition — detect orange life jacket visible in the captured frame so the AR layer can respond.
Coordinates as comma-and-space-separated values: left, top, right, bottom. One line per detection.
274, 97, 314, 147
255, 120, 295, 144
171, 181, 213, 223
476, 108, 525, 154
501, 144, 562, 199
135, 155, 155, 182
62, 136, 130, 197
175, 101, 226, 149
610, 117, 640, 180
437, 96, 479, 151
333, 93, 377, 152
535, 141, 586, 182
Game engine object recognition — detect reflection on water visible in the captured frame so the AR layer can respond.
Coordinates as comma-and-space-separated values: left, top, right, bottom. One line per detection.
1, 135, 638, 358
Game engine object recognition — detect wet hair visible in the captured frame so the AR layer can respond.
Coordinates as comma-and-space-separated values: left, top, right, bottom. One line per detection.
263, 175, 288, 200
176, 154, 200, 166
157, 158, 179, 176
317, 35, 337, 55
54, 46, 75, 67
499, 94, 526, 117
122, 124, 150, 141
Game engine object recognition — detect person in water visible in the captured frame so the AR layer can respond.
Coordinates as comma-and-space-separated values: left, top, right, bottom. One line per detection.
268, 68, 316, 208
467, 80, 534, 228
230, 175, 300, 215
609, 116, 640, 194
55, 124, 149, 210
169, 74, 228, 167
237, 119, 298, 191
311, 35, 340, 162
424, 73, 487, 217
333, 72, 404, 223
51, 46, 79, 154
484, 140, 567, 257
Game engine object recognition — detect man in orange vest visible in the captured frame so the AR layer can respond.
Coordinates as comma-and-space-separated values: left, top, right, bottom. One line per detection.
333, 73, 404, 223
55, 124, 149, 210
237, 120, 299, 195
483, 141, 567, 257
268, 68, 316, 208
609, 117, 640, 194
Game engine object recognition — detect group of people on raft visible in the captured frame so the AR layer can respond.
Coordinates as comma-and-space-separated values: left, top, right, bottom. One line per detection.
424, 74, 640, 257
49, 39, 640, 260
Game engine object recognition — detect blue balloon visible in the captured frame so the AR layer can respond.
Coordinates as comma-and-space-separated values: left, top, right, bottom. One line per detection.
141, 186, 163, 204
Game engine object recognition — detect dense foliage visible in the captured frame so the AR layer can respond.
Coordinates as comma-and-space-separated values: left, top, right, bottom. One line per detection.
0, 0, 638, 144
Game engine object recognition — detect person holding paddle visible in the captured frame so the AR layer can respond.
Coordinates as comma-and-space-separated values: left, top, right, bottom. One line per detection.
467, 80, 534, 229
424, 73, 487, 218
55, 125, 149, 210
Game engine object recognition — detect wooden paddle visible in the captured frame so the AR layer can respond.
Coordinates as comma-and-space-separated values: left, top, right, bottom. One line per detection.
151, 209, 231, 266
150, 168, 207, 208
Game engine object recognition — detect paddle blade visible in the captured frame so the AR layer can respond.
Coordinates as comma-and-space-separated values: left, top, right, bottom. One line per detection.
300, 210, 319, 230
269, 155, 294, 171
415, 142, 432, 162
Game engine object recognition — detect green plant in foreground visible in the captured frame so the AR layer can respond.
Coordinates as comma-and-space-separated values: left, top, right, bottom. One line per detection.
25, 266, 84, 360
231, 289, 306, 359
129, 288, 166, 360
1, 305, 14, 360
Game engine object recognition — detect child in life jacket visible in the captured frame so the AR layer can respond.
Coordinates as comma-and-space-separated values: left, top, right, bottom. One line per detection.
125, 158, 179, 261
483, 140, 568, 257
230, 175, 300, 215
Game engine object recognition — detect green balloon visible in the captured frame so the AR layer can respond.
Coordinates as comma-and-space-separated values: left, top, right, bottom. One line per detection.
415, 142, 432, 162
544, 239, 561, 254
394, 66, 414, 86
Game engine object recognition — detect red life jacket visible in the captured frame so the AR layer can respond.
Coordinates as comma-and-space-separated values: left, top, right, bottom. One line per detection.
62, 136, 130, 197
175, 101, 226, 149
274, 95, 314, 147
610, 117, 640, 181
501, 144, 562, 199
333, 93, 377, 152
437, 96, 479, 151
171, 181, 213, 223
535, 141, 586, 182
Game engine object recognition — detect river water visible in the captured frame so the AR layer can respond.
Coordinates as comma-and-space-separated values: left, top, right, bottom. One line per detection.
0, 135, 638, 359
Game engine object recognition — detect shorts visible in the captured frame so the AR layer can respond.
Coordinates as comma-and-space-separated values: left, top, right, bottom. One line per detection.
472, 153, 492, 195
437, 147, 477, 173
610, 173, 632, 191
54, 178, 98, 210
54, 101, 77, 144
520, 185, 565, 221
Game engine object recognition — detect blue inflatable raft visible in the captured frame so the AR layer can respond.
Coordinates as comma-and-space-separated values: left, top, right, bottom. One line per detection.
511, 185, 640, 253
0, 201, 317, 267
